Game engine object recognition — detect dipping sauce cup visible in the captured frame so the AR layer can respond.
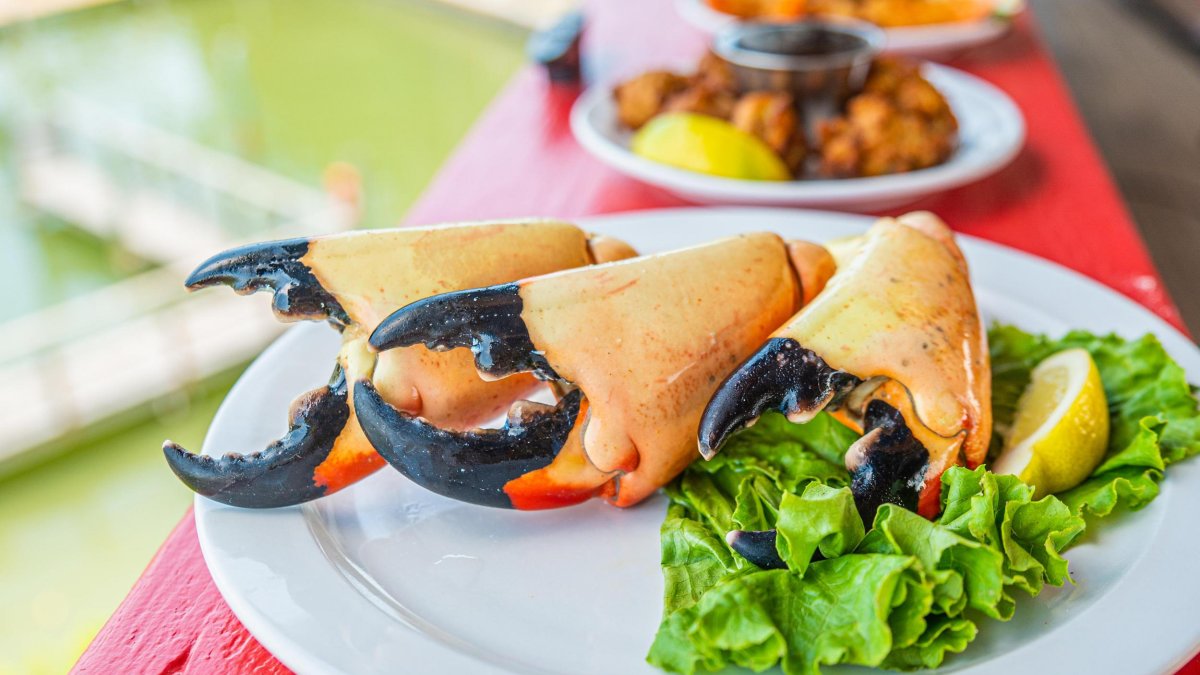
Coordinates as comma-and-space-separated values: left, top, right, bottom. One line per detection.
713, 20, 885, 134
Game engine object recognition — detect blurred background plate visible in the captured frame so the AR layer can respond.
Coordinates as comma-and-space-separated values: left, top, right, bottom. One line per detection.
197, 207, 1200, 675
674, 0, 1022, 57
570, 65, 1024, 210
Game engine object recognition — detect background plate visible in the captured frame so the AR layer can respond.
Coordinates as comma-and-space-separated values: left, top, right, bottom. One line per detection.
674, 0, 1019, 57
196, 208, 1200, 675
570, 66, 1025, 210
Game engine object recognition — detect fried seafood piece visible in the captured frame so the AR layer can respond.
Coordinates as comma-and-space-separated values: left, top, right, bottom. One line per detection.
707, 0, 808, 19
616, 53, 739, 128
731, 91, 807, 174
816, 58, 957, 177
810, 0, 989, 26
614, 71, 692, 129
694, 51, 737, 94
663, 84, 738, 121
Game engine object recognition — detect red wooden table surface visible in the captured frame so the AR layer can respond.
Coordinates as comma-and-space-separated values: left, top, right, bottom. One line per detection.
74, 1, 1199, 673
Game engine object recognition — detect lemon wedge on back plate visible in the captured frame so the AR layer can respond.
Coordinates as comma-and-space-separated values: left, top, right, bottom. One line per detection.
630, 113, 791, 181
992, 348, 1110, 498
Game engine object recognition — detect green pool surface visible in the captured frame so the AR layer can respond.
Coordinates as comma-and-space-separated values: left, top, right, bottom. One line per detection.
0, 1, 524, 672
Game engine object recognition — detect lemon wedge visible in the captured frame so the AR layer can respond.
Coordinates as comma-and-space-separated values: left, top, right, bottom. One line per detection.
992, 348, 1110, 498
630, 113, 791, 181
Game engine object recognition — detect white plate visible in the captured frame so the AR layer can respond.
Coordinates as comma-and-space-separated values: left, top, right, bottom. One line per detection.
196, 207, 1200, 675
675, 0, 1021, 58
570, 65, 1024, 210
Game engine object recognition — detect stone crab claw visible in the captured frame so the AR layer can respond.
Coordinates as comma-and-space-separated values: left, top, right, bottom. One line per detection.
699, 213, 991, 566
355, 233, 837, 509
164, 220, 636, 508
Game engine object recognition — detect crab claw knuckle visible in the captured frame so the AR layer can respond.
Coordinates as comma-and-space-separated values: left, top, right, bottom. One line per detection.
353, 380, 581, 508
587, 234, 639, 264
162, 369, 351, 508
185, 238, 348, 324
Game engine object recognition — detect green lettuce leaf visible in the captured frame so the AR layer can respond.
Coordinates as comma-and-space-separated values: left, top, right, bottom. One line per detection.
659, 501, 739, 615
988, 326, 1200, 516
775, 484, 864, 574
652, 465, 1086, 675
651, 327, 1196, 675
936, 466, 1084, 591
987, 327, 1199, 457
1057, 416, 1166, 517
673, 473, 738, 540
648, 556, 932, 675
691, 412, 853, 493
881, 615, 977, 671
863, 502, 1008, 619
732, 474, 783, 533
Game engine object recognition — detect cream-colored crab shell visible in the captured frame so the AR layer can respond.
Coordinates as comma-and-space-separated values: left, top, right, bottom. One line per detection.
516, 232, 809, 506
775, 212, 991, 503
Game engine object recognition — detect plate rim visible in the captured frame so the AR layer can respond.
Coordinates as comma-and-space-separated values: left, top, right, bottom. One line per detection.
195, 206, 1200, 675
673, 0, 1021, 55
569, 64, 1026, 208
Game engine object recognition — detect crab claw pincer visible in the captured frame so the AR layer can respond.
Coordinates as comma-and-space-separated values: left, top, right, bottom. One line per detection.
359, 233, 837, 510
355, 383, 584, 507
164, 221, 636, 508
703, 213, 991, 564
183, 238, 351, 326
165, 366, 351, 507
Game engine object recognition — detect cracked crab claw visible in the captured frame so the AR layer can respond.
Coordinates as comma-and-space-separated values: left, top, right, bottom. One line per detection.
356, 233, 836, 509
700, 212, 991, 535
164, 220, 636, 508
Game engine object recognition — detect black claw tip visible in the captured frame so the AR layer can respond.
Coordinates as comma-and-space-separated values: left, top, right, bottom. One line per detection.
185, 238, 349, 326
727, 529, 787, 570
847, 399, 929, 524
369, 283, 558, 380
699, 338, 860, 459
354, 381, 581, 508
163, 367, 351, 508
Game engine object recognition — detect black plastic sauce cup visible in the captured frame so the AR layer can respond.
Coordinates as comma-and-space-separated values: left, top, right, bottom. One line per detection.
713, 20, 885, 136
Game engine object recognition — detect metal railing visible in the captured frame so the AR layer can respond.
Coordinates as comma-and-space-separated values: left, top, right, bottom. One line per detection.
1, 92, 355, 466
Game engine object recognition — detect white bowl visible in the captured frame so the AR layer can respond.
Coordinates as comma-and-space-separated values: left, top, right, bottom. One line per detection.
676, 0, 1023, 58
570, 64, 1025, 210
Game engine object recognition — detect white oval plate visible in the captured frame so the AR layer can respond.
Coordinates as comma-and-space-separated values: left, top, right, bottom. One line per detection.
196, 207, 1200, 675
570, 65, 1024, 210
675, 0, 1021, 58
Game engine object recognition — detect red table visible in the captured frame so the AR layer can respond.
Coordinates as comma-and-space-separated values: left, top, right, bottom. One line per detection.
73, 1, 1198, 673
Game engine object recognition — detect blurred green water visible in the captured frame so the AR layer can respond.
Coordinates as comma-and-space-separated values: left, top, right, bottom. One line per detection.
0, 1, 524, 672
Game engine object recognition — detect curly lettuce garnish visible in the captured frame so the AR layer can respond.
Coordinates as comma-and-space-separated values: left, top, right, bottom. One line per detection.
990, 326, 1200, 516
649, 327, 1199, 675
